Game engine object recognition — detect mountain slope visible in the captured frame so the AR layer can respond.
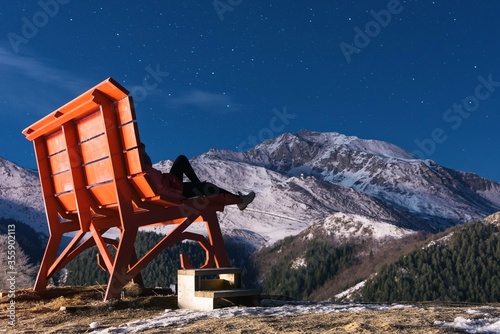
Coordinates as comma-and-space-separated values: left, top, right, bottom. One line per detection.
252, 211, 426, 301
1, 130, 500, 252
359, 218, 500, 303
201, 130, 500, 233
153, 156, 417, 248
0, 158, 46, 234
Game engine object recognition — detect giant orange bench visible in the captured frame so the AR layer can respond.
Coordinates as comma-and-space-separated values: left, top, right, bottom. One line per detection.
22, 77, 243, 300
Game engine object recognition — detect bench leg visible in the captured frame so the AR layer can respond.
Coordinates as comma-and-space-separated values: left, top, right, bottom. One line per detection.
33, 233, 62, 292
129, 249, 144, 286
104, 227, 138, 300
203, 210, 230, 268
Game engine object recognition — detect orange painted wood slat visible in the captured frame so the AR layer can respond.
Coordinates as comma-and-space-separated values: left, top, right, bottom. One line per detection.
52, 171, 74, 194
120, 122, 140, 151
115, 96, 136, 125
48, 151, 70, 175
129, 174, 157, 198
45, 130, 66, 156
89, 182, 117, 207
76, 111, 105, 142
80, 135, 109, 164
124, 148, 143, 175
84, 158, 114, 186
56, 191, 77, 213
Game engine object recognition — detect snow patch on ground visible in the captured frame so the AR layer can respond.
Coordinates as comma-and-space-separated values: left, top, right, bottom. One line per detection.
91, 302, 414, 333
424, 232, 454, 249
435, 314, 500, 333
323, 212, 415, 240
291, 256, 307, 269
89, 302, 500, 334
334, 280, 366, 301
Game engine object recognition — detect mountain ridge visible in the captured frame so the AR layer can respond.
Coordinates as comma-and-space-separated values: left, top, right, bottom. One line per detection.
1, 130, 499, 251
0, 157, 46, 234
196, 130, 500, 233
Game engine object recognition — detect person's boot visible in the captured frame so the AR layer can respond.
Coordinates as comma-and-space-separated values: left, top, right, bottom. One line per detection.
238, 191, 255, 210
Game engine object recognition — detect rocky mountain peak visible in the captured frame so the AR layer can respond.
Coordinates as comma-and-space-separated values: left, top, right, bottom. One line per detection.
484, 212, 500, 225
2, 131, 500, 250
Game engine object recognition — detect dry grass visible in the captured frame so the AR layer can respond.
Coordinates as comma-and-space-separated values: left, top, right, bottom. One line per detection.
2, 286, 500, 333
1, 285, 176, 333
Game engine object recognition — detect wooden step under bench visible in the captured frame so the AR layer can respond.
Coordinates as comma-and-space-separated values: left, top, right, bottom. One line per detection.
177, 267, 261, 311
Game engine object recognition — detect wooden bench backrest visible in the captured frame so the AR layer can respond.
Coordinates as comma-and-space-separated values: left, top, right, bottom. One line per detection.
23, 78, 159, 215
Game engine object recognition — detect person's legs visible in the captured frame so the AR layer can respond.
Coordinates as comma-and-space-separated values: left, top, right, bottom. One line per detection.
182, 181, 234, 198
169, 155, 201, 183
171, 155, 256, 210
182, 182, 255, 210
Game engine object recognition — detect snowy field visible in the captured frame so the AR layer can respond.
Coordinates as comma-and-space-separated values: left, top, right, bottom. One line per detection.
91, 300, 500, 333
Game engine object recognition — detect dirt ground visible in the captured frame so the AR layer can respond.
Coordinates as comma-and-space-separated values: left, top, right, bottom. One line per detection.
1, 286, 499, 333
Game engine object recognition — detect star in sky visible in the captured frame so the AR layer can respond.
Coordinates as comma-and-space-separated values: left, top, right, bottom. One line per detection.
0, 0, 499, 182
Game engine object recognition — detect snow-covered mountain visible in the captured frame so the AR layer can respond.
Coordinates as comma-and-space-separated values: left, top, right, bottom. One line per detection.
157, 130, 500, 248
304, 212, 416, 242
2, 130, 500, 250
0, 157, 46, 234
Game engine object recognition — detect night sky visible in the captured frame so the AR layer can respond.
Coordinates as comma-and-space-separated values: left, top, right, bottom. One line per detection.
1, 1, 499, 181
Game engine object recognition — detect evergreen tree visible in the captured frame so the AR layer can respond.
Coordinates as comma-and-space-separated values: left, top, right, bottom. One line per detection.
360, 221, 500, 303
0, 218, 44, 265
0, 235, 37, 289
64, 231, 257, 288
261, 240, 356, 299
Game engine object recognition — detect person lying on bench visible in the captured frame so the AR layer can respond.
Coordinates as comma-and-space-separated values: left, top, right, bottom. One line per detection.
140, 144, 255, 210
